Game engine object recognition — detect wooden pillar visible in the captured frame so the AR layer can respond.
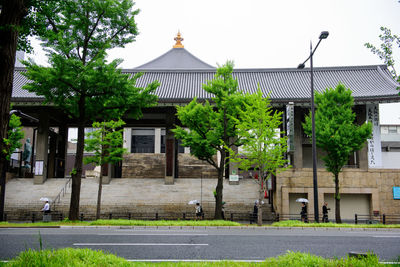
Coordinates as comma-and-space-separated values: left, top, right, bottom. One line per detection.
57, 125, 68, 178
165, 108, 176, 184
293, 106, 303, 169
47, 131, 57, 178
34, 112, 49, 184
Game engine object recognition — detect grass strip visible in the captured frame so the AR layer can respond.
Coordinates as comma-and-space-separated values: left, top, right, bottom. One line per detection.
271, 220, 400, 228
1, 219, 399, 228
4, 248, 387, 267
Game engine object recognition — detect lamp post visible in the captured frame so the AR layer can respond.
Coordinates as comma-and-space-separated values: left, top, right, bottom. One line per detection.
298, 31, 329, 223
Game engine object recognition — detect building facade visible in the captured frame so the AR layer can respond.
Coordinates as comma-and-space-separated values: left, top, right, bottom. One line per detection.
10, 34, 400, 220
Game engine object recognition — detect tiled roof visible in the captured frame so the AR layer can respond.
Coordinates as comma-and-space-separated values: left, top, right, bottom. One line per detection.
135, 48, 214, 69
12, 65, 400, 104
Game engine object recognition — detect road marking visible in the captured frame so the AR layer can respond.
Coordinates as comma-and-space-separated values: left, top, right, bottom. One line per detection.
373, 236, 400, 238
73, 243, 209, 246
97, 233, 208, 236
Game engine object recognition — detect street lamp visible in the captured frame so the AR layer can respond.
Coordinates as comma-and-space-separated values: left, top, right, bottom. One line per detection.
298, 31, 329, 223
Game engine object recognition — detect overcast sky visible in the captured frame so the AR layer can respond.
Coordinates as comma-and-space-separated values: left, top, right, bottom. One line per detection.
28, 0, 400, 123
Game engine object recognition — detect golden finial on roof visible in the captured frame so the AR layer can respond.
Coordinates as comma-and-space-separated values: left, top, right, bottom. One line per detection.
173, 31, 184, 48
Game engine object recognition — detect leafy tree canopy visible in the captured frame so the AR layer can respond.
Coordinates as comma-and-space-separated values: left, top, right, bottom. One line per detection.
84, 119, 127, 166
229, 89, 289, 176
2, 114, 24, 161
303, 84, 372, 175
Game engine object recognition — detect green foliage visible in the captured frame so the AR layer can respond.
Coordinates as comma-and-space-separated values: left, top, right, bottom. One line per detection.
21, 0, 159, 220
6, 248, 382, 267
303, 84, 372, 176
22, 0, 159, 123
173, 61, 246, 168
228, 89, 289, 177
7, 248, 131, 267
84, 119, 127, 166
173, 61, 247, 219
2, 114, 24, 161
365, 26, 400, 84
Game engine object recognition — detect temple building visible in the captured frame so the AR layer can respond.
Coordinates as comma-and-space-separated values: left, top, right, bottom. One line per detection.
9, 33, 400, 220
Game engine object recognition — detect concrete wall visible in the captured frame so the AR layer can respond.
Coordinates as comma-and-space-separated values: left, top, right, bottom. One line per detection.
381, 152, 400, 169
275, 168, 400, 217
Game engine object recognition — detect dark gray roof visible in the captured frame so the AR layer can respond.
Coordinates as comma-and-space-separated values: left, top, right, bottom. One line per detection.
12, 65, 400, 104
135, 48, 214, 69
130, 65, 400, 103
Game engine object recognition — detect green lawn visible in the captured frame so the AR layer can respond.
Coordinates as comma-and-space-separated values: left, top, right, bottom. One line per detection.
1, 219, 399, 228
4, 248, 387, 267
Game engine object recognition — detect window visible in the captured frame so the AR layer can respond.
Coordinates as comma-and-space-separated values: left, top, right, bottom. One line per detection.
388, 126, 397, 134
381, 126, 388, 134
131, 129, 155, 153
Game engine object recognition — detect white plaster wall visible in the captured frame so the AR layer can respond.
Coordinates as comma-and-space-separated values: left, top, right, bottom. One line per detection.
381, 152, 400, 169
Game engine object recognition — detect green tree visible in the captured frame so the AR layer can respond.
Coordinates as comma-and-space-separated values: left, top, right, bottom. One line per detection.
303, 84, 372, 223
228, 90, 289, 226
0, 114, 24, 221
3, 114, 25, 161
22, 0, 159, 220
173, 61, 246, 219
365, 26, 400, 84
84, 119, 126, 220
0, 0, 59, 222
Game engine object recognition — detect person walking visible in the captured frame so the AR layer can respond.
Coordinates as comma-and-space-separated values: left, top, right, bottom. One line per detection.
300, 202, 308, 223
195, 203, 203, 220
322, 202, 330, 223
41, 201, 50, 214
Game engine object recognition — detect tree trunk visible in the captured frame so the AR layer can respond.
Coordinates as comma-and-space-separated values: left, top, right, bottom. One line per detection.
214, 152, 225, 220
334, 172, 341, 223
96, 168, 103, 220
0, 0, 27, 222
68, 110, 85, 220
257, 171, 264, 226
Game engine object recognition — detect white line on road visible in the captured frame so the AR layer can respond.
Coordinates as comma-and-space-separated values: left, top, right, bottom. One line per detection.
374, 238, 400, 239
97, 233, 208, 236
73, 243, 209, 246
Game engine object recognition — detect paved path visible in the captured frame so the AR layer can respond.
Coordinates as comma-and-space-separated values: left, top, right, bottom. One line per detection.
1, 227, 399, 261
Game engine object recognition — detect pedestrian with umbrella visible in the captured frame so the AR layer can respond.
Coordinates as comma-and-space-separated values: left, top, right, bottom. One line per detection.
296, 198, 309, 223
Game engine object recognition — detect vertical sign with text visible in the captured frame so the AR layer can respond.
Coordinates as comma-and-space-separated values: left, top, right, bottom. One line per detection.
366, 103, 382, 168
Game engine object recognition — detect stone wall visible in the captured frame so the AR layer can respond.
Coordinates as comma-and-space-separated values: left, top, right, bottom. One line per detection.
274, 168, 400, 216
122, 154, 165, 178
178, 154, 218, 178
122, 153, 219, 178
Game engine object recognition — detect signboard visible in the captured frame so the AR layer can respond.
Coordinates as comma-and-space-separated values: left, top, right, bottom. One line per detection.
34, 160, 43, 175
394, 187, 400, 200
366, 104, 382, 168
229, 175, 239, 182
286, 103, 294, 152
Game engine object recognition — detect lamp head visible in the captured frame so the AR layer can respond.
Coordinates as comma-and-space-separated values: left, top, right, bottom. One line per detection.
319, 31, 329, 39
297, 63, 305, 69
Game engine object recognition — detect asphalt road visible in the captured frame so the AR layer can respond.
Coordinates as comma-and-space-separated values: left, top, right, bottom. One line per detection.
1, 227, 400, 261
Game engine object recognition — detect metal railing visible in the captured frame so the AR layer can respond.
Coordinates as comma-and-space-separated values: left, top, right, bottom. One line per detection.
52, 178, 72, 210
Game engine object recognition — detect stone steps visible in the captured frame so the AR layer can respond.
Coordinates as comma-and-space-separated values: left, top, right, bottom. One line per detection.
5, 177, 276, 220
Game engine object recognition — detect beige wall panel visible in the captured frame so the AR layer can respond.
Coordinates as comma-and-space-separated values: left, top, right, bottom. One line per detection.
324, 193, 370, 221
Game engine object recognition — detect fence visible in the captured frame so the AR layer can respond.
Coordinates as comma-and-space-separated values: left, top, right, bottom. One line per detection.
3, 210, 277, 223
276, 213, 400, 225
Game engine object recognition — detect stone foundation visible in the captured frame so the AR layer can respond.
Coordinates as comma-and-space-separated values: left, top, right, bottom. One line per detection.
275, 168, 400, 216
178, 154, 218, 178
122, 153, 165, 178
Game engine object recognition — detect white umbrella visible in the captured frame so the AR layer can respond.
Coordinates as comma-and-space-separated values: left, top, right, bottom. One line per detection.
296, 198, 309, 203
40, 197, 51, 202
188, 200, 199, 205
